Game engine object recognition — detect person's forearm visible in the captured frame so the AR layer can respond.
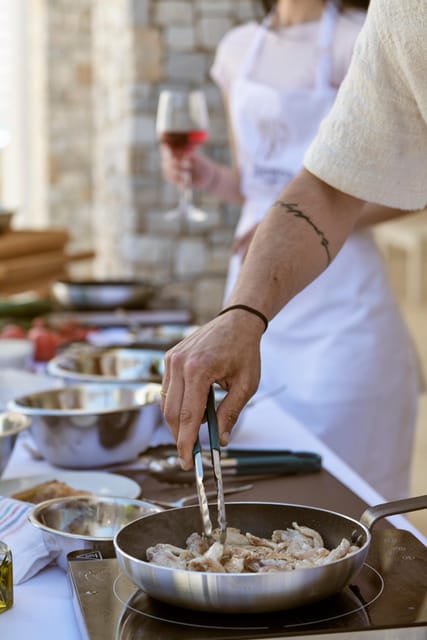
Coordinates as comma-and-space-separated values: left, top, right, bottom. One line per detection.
227, 169, 364, 320
161, 170, 363, 469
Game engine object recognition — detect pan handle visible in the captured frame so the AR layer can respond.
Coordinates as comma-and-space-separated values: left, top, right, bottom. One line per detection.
360, 494, 427, 531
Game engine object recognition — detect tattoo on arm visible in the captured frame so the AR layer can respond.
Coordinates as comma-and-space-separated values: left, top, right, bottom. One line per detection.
273, 200, 331, 266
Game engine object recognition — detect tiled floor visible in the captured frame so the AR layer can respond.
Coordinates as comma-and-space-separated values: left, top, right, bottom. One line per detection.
382, 250, 427, 536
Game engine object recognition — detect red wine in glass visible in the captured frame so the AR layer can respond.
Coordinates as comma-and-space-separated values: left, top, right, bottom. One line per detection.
160, 129, 209, 154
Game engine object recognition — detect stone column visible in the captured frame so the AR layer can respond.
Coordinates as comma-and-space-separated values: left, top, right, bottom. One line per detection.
45, 0, 94, 253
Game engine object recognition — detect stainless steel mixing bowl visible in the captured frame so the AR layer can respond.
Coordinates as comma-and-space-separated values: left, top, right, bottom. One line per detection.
8, 383, 162, 468
47, 344, 165, 385
29, 495, 163, 569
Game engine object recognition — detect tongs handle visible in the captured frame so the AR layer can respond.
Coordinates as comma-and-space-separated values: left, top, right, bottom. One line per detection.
192, 437, 202, 456
206, 386, 220, 452
225, 452, 322, 475
192, 386, 220, 456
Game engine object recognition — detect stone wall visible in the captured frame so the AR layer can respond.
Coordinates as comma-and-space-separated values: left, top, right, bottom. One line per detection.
45, 0, 94, 252
43, 0, 261, 322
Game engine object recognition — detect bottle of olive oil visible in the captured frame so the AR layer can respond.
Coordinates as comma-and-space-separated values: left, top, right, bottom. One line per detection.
0, 541, 13, 613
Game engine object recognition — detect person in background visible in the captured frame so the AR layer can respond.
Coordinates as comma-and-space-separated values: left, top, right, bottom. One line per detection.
161, 0, 421, 500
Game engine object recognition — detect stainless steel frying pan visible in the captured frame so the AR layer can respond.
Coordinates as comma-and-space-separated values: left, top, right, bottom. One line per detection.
114, 496, 426, 614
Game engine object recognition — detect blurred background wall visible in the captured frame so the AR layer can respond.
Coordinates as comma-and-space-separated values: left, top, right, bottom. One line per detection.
1, 0, 262, 322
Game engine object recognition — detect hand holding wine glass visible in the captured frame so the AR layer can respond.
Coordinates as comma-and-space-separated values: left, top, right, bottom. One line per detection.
156, 88, 209, 223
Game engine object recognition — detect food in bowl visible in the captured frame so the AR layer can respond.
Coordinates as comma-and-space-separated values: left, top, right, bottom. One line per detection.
47, 344, 164, 384
8, 383, 162, 468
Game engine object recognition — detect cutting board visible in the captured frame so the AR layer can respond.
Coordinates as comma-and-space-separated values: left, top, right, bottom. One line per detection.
0, 249, 94, 295
0, 229, 70, 260
0, 250, 68, 284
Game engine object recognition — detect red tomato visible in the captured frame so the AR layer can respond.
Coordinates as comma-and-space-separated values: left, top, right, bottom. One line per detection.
0, 324, 27, 339
27, 325, 61, 362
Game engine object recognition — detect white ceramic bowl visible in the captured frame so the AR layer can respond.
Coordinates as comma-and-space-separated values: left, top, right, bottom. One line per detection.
0, 339, 34, 369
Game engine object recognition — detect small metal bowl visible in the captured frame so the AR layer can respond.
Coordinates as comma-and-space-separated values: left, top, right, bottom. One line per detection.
51, 279, 155, 310
0, 412, 32, 475
29, 495, 163, 569
47, 344, 165, 385
8, 383, 162, 468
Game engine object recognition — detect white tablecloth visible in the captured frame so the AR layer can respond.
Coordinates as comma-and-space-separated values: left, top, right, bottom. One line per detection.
1, 392, 425, 639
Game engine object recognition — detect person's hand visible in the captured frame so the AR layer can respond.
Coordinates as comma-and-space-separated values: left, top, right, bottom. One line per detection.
160, 310, 265, 470
160, 145, 221, 192
160, 144, 187, 189
231, 224, 259, 259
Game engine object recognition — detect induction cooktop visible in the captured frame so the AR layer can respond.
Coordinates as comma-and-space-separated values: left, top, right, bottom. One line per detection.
67, 528, 427, 640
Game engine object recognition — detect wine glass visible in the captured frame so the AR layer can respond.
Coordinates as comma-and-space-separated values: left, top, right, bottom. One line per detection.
156, 88, 209, 224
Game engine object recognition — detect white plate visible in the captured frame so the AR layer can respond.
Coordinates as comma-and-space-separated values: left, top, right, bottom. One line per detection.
0, 471, 141, 500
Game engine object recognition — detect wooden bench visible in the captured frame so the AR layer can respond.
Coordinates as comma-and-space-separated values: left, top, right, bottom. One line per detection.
373, 215, 427, 304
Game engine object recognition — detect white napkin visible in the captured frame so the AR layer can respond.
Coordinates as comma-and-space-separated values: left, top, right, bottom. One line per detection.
0, 496, 58, 584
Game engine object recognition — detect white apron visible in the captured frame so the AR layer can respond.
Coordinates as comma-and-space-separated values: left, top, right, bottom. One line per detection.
225, 1, 419, 499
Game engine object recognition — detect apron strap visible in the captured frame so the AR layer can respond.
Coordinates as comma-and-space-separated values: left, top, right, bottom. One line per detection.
238, 15, 271, 79
315, 0, 341, 90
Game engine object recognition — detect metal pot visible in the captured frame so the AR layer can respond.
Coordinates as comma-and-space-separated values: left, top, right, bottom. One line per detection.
51, 280, 155, 310
114, 496, 426, 613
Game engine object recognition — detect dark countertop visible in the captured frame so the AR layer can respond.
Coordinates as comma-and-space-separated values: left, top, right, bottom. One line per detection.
116, 465, 386, 528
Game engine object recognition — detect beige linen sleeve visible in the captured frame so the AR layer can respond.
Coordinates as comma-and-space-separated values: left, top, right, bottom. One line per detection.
304, 0, 427, 211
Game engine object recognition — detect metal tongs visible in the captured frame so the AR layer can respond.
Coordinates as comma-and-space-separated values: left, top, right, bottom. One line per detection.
192, 386, 227, 543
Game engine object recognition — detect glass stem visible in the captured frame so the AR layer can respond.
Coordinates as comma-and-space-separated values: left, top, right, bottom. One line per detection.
178, 156, 193, 217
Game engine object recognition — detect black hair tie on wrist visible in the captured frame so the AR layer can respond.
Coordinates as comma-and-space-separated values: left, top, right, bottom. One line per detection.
217, 304, 269, 333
